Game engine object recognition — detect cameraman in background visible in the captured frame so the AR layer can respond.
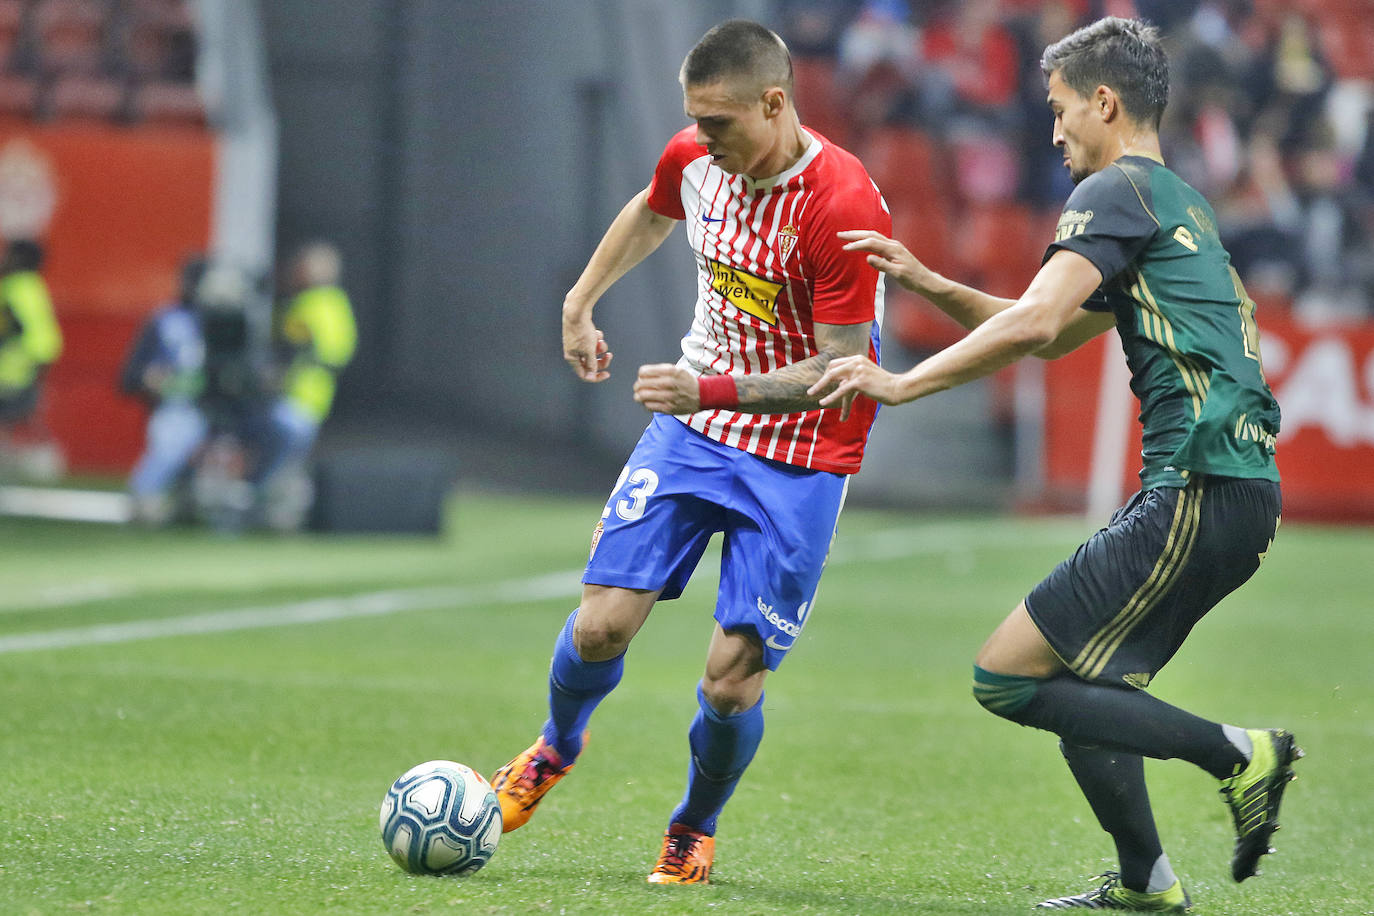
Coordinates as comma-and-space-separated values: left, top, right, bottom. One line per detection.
123, 257, 211, 524
123, 257, 265, 526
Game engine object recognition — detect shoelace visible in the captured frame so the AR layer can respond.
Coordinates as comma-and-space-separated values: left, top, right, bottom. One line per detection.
515, 755, 557, 791
658, 833, 702, 873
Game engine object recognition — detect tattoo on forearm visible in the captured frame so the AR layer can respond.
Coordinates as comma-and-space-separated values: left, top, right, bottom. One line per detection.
732, 323, 872, 414
734, 353, 835, 414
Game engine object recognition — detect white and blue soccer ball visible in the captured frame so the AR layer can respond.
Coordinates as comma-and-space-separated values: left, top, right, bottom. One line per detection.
380, 760, 502, 876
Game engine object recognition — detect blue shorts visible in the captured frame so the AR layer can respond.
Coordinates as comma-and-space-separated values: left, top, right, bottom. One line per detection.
584, 415, 849, 670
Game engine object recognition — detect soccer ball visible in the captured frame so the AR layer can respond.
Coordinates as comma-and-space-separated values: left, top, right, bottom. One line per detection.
380, 760, 503, 876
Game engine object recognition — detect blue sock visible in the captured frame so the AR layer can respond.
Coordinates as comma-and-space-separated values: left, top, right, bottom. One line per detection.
541, 609, 623, 764
669, 685, 765, 836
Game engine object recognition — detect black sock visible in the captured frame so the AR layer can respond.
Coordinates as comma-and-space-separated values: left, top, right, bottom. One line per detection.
1060, 741, 1164, 892
1015, 675, 1245, 780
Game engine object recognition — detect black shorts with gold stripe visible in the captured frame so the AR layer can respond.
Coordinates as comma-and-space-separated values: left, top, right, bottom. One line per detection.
1025, 475, 1282, 688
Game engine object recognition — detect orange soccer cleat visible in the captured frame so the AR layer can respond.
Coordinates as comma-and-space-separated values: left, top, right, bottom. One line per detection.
646, 822, 716, 884
489, 735, 575, 833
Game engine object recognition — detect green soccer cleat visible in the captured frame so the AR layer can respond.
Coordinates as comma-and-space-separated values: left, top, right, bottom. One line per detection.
1035, 873, 1191, 912
1219, 727, 1304, 882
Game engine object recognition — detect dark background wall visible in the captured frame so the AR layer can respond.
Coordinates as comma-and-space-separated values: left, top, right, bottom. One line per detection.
259, 0, 1009, 503
262, 1, 770, 471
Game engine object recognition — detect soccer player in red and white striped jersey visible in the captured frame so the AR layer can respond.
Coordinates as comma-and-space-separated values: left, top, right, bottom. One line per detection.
641, 113, 887, 471
491, 19, 890, 884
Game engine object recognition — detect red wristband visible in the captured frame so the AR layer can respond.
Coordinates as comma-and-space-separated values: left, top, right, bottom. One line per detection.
697, 373, 739, 410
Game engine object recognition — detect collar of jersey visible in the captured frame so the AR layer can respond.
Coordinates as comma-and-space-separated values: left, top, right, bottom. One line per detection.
737, 129, 821, 193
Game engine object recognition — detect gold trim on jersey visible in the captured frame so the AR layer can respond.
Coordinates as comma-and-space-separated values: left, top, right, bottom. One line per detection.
1113, 162, 1161, 228
1071, 479, 1204, 682
706, 258, 783, 326
1127, 272, 1210, 420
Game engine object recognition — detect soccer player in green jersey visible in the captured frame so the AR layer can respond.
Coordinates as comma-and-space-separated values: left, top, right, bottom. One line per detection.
810, 17, 1300, 913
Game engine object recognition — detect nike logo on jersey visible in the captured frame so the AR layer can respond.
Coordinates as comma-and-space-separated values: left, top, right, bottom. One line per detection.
701, 215, 724, 223
764, 635, 794, 651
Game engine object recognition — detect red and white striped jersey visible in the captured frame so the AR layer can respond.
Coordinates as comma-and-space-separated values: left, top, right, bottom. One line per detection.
646, 126, 890, 475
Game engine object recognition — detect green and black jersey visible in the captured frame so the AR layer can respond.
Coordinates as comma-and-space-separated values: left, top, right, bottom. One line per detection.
1048, 154, 1281, 490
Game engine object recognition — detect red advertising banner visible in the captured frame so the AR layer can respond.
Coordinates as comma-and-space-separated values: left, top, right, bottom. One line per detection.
0, 122, 215, 474
1261, 316, 1374, 520
1042, 310, 1374, 522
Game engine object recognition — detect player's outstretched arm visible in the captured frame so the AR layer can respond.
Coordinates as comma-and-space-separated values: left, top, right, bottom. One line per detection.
839, 229, 1114, 360
562, 187, 679, 381
838, 229, 1016, 331
632, 320, 873, 415
811, 249, 1106, 416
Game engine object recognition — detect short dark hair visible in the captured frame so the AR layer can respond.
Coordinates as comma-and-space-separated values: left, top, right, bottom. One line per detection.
1041, 17, 1169, 129
680, 19, 792, 97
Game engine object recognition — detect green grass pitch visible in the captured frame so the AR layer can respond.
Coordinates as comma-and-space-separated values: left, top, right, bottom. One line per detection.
0, 490, 1369, 915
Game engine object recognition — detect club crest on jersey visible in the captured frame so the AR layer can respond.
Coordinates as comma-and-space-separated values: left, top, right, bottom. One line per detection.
776, 224, 798, 264
589, 519, 604, 559
707, 257, 783, 326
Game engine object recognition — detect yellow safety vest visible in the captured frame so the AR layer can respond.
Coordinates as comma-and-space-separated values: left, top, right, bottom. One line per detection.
280, 285, 356, 421
0, 270, 62, 393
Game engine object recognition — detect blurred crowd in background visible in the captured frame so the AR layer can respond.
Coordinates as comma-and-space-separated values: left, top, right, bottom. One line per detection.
0, 0, 203, 125
776, 0, 1374, 349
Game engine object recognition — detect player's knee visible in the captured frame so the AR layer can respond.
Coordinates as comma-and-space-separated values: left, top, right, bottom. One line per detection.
571, 617, 633, 660
699, 674, 763, 717
972, 664, 1040, 721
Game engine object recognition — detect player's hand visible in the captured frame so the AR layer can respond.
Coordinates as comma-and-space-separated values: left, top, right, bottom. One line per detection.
837, 229, 937, 295
633, 363, 699, 414
562, 307, 612, 381
808, 354, 901, 421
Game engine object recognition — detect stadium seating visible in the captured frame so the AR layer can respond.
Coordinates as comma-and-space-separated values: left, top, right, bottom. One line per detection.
953, 201, 1044, 300
0, 0, 199, 125
129, 78, 203, 126
792, 55, 851, 150
32, 0, 107, 77
0, 71, 38, 118
862, 126, 945, 211
0, 0, 23, 67
46, 72, 126, 120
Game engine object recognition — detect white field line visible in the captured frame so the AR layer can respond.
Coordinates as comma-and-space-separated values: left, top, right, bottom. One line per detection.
0, 520, 1087, 655
0, 572, 580, 655
0, 579, 140, 613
